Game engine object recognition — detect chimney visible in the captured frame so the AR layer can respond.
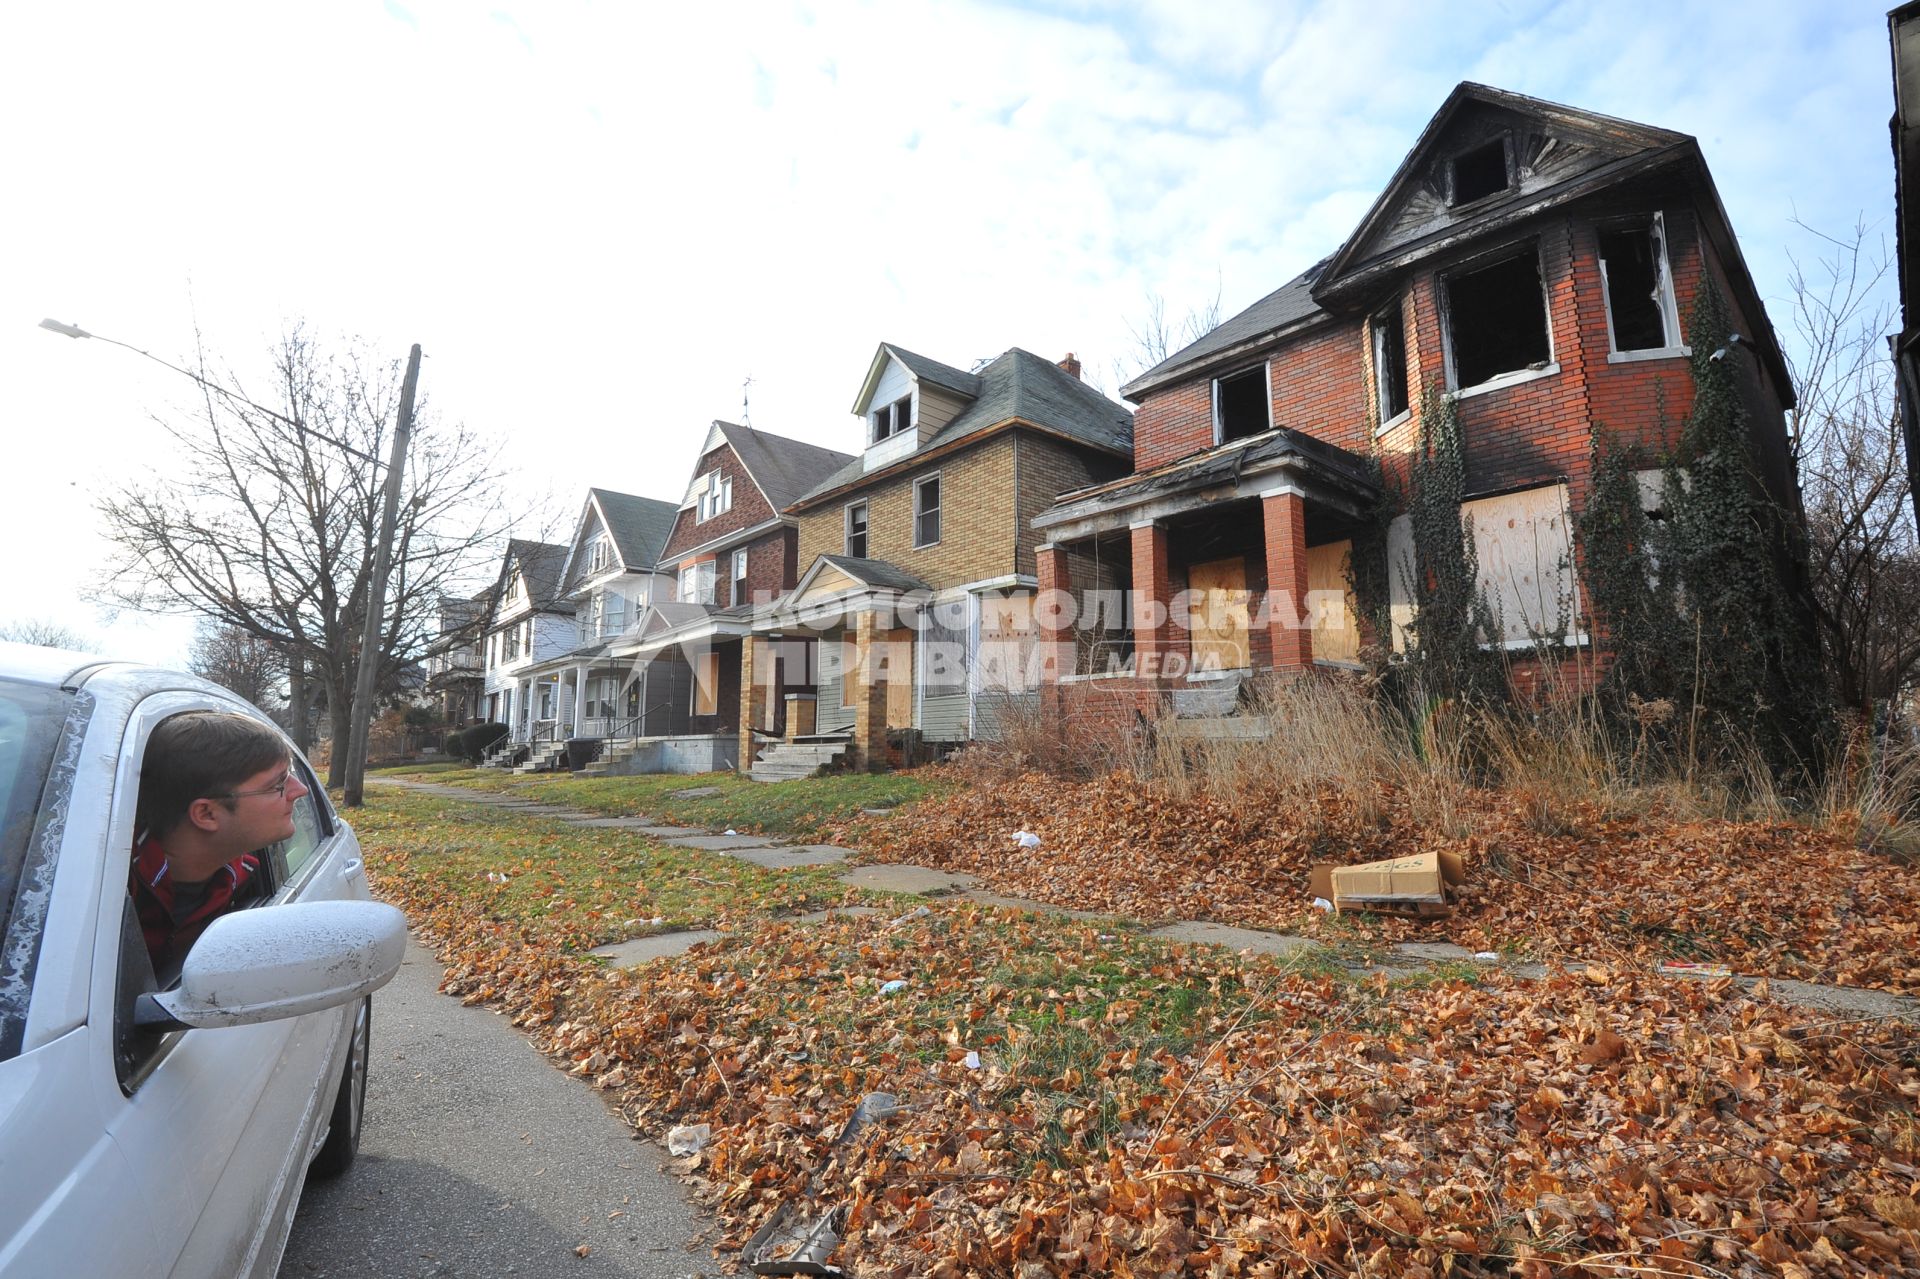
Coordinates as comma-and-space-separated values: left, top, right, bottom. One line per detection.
1059, 352, 1082, 380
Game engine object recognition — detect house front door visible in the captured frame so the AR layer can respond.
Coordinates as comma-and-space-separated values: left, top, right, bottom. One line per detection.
1188, 557, 1251, 673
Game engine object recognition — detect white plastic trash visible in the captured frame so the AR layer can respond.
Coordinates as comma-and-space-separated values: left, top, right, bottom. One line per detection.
1012, 831, 1042, 849
962, 1050, 981, 1070
879, 979, 909, 995
666, 1123, 710, 1156
1310, 897, 1333, 913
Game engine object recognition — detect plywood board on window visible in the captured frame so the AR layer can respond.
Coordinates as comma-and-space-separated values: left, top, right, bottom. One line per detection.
1306, 541, 1361, 663
885, 628, 914, 726
1187, 558, 1251, 672
1462, 483, 1576, 644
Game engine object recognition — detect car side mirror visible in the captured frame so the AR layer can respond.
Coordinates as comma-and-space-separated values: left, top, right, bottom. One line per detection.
135, 900, 408, 1031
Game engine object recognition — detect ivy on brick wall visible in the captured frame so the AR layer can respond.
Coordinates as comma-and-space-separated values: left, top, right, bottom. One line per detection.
1576, 280, 1831, 779
1350, 385, 1500, 705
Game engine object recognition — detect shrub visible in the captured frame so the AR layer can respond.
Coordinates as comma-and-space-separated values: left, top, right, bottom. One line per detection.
461, 721, 508, 763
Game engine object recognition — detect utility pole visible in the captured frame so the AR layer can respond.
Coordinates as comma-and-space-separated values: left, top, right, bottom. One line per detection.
342, 343, 421, 808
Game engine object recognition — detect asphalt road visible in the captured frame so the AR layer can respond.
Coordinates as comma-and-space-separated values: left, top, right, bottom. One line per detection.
280, 939, 709, 1278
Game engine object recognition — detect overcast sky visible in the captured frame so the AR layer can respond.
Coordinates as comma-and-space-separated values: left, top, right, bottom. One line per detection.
0, 0, 1898, 665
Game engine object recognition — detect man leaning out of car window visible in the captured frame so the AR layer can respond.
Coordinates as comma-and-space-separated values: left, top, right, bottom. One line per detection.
131, 711, 310, 976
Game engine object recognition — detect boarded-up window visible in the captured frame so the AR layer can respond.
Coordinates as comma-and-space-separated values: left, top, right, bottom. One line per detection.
976, 594, 1035, 693
884, 628, 914, 725
1463, 483, 1576, 645
838, 638, 861, 709
693, 651, 719, 715
920, 599, 970, 697
1305, 542, 1361, 663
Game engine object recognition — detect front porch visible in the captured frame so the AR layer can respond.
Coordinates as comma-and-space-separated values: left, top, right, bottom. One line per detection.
1030, 426, 1381, 713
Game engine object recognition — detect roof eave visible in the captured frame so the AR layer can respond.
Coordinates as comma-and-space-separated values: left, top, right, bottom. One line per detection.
1118, 309, 1336, 402
785, 418, 1130, 514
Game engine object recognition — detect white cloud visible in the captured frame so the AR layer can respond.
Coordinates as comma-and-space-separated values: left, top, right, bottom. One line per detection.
0, 0, 1896, 665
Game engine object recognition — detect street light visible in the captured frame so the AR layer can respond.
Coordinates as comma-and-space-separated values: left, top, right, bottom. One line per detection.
38, 318, 384, 466
41, 317, 419, 807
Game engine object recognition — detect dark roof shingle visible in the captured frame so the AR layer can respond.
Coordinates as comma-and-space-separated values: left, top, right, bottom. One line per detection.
590, 489, 679, 570
1122, 262, 1327, 396
506, 538, 570, 608
714, 422, 856, 512
791, 347, 1134, 508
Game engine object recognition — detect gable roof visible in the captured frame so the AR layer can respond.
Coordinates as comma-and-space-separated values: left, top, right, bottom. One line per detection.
592, 488, 679, 568
811, 554, 930, 594
712, 421, 857, 512
492, 538, 570, 619
1317, 82, 1690, 300
793, 347, 1134, 509
1122, 82, 1790, 403
857, 343, 982, 410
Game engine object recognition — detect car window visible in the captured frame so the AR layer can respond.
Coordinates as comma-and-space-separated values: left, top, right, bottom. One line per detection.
0, 678, 79, 1062
274, 757, 328, 880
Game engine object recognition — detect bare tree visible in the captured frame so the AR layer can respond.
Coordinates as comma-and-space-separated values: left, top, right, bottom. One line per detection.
0, 618, 87, 649
1111, 276, 1224, 388
94, 327, 512, 785
187, 621, 286, 711
1786, 220, 1920, 716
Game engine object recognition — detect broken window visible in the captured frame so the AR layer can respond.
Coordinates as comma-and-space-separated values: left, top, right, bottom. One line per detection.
1449, 138, 1510, 206
871, 394, 912, 443
1214, 366, 1268, 443
1444, 248, 1552, 390
1599, 214, 1678, 353
1372, 301, 1409, 423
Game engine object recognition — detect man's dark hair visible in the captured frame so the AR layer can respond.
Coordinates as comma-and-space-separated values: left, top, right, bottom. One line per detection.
137, 711, 291, 836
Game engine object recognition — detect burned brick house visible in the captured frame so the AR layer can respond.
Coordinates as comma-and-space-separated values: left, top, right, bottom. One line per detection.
1030, 82, 1799, 719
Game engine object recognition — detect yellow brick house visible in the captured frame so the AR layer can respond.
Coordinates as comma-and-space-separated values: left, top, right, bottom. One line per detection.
743, 344, 1132, 775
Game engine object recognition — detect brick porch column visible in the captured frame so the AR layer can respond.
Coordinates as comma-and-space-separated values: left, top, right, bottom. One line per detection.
1035, 541, 1072, 685
851, 611, 891, 772
1130, 519, 1177, 680
739, 635, 767, 770
1262, 484, 1313, 670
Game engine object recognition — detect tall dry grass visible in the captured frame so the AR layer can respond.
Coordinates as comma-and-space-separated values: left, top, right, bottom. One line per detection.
954, 659, 1920, 858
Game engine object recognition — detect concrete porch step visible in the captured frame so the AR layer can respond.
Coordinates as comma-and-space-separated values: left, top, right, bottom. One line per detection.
1169, 671, 1251, 719
751, 737, 852, 783
1161, 714, 1274, 741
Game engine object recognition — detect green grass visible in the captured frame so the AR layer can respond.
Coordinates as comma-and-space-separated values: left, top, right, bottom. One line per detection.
373, 765, 952, 838
370, 760, 470, 775
350, 788, 862, 948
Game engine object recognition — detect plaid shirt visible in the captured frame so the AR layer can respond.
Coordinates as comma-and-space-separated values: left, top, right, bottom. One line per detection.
130, 832, 261, 972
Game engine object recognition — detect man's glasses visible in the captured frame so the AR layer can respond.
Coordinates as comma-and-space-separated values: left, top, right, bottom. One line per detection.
216, 767, 299, 802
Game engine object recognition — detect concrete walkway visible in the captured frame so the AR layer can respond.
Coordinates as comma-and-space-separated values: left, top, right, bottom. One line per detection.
373, 777, 1920, 1022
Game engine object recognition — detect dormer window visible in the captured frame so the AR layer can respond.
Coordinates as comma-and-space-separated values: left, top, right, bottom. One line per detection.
1449, 138, 1511, 207
695, 471, 732, 522
871, 394, 913, 444
586, 533, 614, 575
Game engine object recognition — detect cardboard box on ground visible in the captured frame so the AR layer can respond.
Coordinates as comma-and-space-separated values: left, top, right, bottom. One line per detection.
1310, 851, 1466, 918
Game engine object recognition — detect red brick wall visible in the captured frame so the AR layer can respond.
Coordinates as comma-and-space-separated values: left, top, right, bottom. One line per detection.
1270, 322, 1370, 453
660, 442, 780, 562
1131, 380, 1215, 472
1125, 199, 1792, 556
722, 527, 798, 609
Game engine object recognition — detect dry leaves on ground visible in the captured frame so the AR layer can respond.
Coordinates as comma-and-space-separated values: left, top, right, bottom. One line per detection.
830, 772, 1920, 995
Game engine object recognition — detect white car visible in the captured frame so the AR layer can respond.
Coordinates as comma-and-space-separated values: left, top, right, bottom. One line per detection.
0, 643, 406, 1277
